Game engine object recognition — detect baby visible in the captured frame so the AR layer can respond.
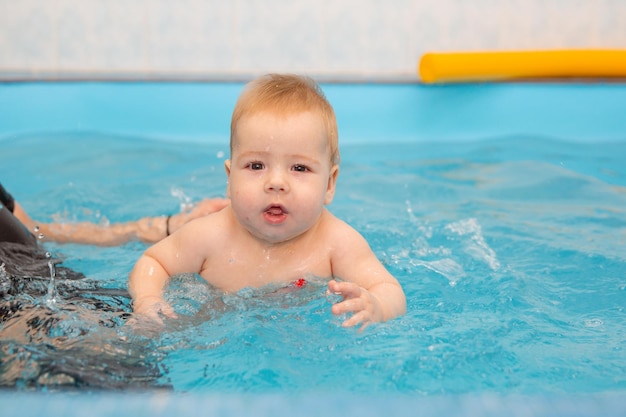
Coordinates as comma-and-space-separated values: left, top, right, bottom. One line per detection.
128, 74, 406, 330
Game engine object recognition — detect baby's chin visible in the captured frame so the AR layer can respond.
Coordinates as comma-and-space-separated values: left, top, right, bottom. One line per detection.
248, 225, 315, 246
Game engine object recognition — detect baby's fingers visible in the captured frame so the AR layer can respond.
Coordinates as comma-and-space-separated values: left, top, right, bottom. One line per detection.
341, 311, 372, 331
157, 302, 178, 319
134, 298, 178, 322
327, 280, 361, 299
331, 297, 364, 316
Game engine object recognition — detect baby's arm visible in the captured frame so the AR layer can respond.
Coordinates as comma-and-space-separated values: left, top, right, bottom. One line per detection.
128, 252, 177, 321
128, 216, 216, 321
329, 225, 406, 330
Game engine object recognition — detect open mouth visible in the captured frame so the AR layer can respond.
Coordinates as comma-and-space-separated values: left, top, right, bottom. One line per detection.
265, 204, 286, 215
264, 204, 288, 223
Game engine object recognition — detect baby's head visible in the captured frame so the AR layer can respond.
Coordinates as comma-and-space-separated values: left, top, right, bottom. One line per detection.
230, 74, 340, 166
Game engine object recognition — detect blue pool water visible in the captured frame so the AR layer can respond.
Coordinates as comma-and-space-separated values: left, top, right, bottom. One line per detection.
1, 82, 626, 416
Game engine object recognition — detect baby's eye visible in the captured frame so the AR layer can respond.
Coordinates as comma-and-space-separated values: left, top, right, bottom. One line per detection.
247, 162, 264, 170
292, 164, 309, 172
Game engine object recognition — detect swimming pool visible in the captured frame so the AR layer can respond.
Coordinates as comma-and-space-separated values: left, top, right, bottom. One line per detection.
1, 81, 626, 416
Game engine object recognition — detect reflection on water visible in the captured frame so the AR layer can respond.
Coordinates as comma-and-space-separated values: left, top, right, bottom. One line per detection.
0, 242, 166, 390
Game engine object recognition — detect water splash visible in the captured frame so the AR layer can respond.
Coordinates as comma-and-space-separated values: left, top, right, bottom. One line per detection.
411, 258, 466, 287
34, 224, 61, 309
44, 252, 60, 309
445, 218, 501, 271
0, 263, 10, 295
171, 186, 193, 212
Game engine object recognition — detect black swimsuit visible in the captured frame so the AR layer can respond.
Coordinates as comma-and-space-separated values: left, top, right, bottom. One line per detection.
0, 182, 85, 281
0, 182, 15, 212
0, 182, 36, 246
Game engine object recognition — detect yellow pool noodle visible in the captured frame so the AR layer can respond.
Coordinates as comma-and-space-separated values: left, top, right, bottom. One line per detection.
419, 50, 626, 83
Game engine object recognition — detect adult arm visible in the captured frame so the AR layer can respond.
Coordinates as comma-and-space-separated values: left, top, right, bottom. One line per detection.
12, 198, 228, 246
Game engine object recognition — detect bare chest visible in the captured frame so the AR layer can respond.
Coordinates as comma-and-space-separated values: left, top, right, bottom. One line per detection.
198, 246, 332, 292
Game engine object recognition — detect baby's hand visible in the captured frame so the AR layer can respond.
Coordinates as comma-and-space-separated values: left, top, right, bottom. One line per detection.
327, 279, 383, 331
132, 295, 178, 325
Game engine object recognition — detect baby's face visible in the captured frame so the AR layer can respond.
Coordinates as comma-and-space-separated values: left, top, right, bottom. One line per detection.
225, 111, 338, 244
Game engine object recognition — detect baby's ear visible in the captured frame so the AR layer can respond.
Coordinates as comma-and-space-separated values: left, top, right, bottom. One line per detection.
324, 165, 339, 205
224, 160, 232, 198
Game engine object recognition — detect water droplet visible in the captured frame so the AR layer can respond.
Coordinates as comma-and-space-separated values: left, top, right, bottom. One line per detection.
45, 251, 51, 258
583, 318, 603, 328
45, 260, 59, 309
38, 233, 45, 240
34, 226, 40, 232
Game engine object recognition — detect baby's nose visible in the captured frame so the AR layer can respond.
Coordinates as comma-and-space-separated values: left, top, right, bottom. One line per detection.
265, 171, 289, 192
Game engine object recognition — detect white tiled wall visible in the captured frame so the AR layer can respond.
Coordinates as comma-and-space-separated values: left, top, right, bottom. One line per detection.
1, 0, 625, 81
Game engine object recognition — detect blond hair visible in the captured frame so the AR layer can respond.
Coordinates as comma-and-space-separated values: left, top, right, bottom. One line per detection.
230, 74, 340, 165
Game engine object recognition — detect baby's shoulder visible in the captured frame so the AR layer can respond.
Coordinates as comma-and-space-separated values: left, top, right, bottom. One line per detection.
320, 211, 365, 241
180, 208, 230, 237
